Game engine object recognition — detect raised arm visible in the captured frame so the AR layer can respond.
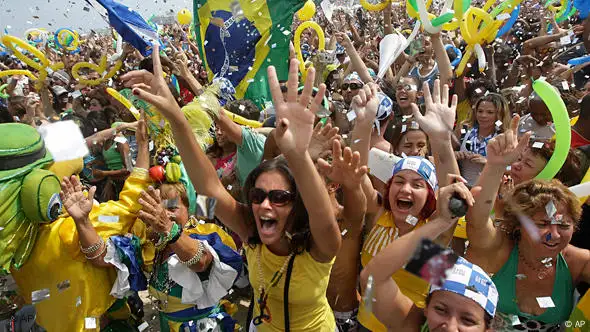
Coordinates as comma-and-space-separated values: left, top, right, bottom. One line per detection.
431, 34, 453, 86
360, 180, 475, 329
349, 84, 381, 214
318, 139, 368, 224
120, 44, 251, 241
466, 115, 530, 252
412, 80, 459, 189
336, 32, 374, 84
268, 59, 341, 262
214, 108, 244, 145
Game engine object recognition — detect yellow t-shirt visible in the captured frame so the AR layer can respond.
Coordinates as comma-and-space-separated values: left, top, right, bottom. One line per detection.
245, 244, 336, 332
11, 168, 151, 332
456, 100, 472, 127
358, 211, 430, 332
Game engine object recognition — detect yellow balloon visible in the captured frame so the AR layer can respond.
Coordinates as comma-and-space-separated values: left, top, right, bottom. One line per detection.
297, 0, 316, 21
0, 70, 38, 80
177, 9, 193, 25
294, 21, 325, 79
71, 56, 123, 87
106, 88, 140, 120
225, 110, 263, 128
360, 0, 391, 11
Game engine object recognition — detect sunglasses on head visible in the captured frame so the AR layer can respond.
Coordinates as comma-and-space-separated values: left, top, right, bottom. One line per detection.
396, 83, 418, 91
342, 83, 363, 91
249, 188, 295, 206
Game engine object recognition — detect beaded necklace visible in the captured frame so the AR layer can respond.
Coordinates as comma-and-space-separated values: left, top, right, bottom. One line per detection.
252, 245, 294, 326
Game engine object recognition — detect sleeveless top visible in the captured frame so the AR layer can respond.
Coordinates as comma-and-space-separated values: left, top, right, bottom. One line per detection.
244, 244, 336, 332
102, 142, 124, 171
491, 245, 574, 331
358, 211, 430, 331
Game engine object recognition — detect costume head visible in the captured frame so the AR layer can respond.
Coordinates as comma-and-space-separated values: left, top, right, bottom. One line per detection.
0, 123, 82, 273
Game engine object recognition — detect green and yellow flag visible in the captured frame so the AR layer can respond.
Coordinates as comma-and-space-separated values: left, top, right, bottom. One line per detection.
566, 291, 590, 331
193, 0, 305, 108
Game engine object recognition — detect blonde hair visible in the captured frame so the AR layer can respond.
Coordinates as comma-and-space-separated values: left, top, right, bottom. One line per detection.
158, 182, 189, 209
503, 179, 582, 237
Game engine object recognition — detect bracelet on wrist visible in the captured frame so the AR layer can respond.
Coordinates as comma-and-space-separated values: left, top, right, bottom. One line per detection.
85, 242, 107, 260
179, 240, 205, 267
168, 227, 183, 245
80, 238, 105, 255
156, 223, 181, 250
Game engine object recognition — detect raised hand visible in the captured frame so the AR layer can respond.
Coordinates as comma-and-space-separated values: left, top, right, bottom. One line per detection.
411, 79, 458, 142
268, 58, 327, 156
59, 176, 96, 223
308, 121, 341, 161
486, 115, 531, 166
138, 186, 173, 234
352, 83, 380, 125
317, 139, 368, 189
119, 44, 181, 119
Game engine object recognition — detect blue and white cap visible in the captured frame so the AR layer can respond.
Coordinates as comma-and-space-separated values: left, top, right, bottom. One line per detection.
392, 156, 437, 191
430, 256, 498, 317
212, 77, 236, 106
374, 92, 393, 136
345, 72, 363, 84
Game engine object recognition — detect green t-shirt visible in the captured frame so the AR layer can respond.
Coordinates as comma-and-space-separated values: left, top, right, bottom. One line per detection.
237, 126, 266, 186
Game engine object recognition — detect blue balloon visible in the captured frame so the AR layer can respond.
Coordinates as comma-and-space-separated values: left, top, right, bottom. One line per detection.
568, 55, 590, 66
496, 5, 520, 38
445, 44, 462, 68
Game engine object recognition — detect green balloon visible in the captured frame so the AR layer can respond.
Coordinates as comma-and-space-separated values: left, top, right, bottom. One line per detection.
533, 79, 572, 180
431, 12, 455, 26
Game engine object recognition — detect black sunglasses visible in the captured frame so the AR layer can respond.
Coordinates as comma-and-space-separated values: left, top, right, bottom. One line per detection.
342, 83, 363, 91
249, 188, 295, 206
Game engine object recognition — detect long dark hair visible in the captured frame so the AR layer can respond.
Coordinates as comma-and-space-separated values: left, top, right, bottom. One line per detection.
242, 157, 311, 254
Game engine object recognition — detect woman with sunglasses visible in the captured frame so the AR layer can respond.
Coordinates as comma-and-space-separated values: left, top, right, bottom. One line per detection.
350, 80, 462, 332
121, 45, 344, 331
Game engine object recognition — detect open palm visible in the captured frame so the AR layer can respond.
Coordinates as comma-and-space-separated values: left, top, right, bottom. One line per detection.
120, 44, 181, 120
412, 80, 457, 141
59, 176, 96, 222
318, 140, 368, 189
268, 59, 327, 156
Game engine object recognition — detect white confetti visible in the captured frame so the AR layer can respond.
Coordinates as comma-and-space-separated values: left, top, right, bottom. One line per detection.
532, 142, 544, 149
31, 289, 50, 304
138, 322, 149, 332
341, 229, 348, 237
536, 296, 555, 308
85, 317, 97, 329
561, 81, 569, 91
98, 215, 119, 223
347, 111, 357, 122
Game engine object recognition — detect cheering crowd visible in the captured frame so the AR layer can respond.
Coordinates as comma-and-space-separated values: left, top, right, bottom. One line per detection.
3, 0, 590, 331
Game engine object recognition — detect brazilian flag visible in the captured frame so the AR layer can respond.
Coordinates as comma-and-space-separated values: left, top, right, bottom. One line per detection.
566, 290, 590, 331
193, 0, 305, 108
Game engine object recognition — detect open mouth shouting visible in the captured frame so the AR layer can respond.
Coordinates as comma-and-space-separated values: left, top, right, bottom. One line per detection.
396, 198, 414, 213
259, 216, 279, 236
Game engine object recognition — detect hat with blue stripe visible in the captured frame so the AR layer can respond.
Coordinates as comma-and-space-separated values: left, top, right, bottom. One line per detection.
392, 156, 437, 191
430, 256, 498, 317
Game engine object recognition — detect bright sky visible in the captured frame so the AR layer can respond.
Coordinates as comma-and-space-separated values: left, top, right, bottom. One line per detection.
0, 0, 193, 36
